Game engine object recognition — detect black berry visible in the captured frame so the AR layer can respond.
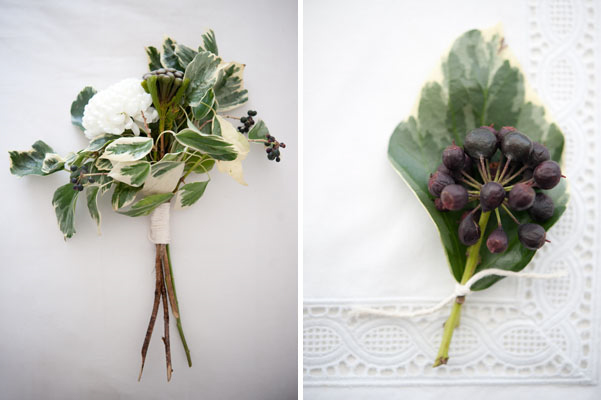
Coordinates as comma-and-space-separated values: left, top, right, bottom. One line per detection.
528, 142, 550, 167
496, 126, 516, 145
464, 127, 498, 159
533, 160, 562, 189
428, 171, 454, 197
486, 227, 508, 254
434, 198, 446, 212
518, 223, 546, 250
508, 182, 536, 211
528, 192, 555, 222
276, 157, 281, 162
240, 117, 248, 123
70, 165, 77, 172
247, 110, 257, 116
458, 213, 481, 246
480, 181, 505, 211
440, 184, 468, 211
70, 177, 78, 184
501, 131, 532, 162
442, 143, 465, 171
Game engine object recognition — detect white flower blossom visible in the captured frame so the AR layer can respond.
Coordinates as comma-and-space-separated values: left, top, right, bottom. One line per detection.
82, 78, 158, 140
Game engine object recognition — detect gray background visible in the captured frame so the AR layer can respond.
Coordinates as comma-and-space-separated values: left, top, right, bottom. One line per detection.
0, 0, 297, 399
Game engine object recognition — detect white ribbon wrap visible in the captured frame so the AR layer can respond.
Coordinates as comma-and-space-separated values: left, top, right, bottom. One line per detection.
350, 268, 567, 319
149, 203, 171, 244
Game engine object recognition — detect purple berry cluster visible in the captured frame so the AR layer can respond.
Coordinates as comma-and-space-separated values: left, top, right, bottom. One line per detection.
428, 126, 564, 253
69, 164, 94, 191
237, 109, 258, 134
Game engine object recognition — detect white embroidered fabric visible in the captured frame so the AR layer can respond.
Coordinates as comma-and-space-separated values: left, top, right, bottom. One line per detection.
304, 0, 600, 387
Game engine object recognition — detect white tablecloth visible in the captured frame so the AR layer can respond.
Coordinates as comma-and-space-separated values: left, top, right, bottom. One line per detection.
0, 0, 297, 399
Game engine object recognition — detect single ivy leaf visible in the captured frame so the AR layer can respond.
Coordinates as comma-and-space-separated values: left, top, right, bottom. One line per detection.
174, 42, 198, 69
184, 51, 222, 112
162, 37, 185, 72
95, 158, 112, 171
248, 120, 269, 140
52, 183, 79, 239
86, 134, 121, 152
70, 86, 97, 129
41, 153, 65, 175
108, 161, 151, 187
86, 185, 102, 234
101, 137, 153, 162
201, 29, 218, 55
141, 161, 185, 195
9, 140, 55, 176
214, 62, 248, 111
175, 181, 209, 209
191, 88, 216, 121
112, 182, 142, 210
119, 192, 174, 217
146, 46, 163, 71
387, 27, 569, 289
175, 128, 238, 161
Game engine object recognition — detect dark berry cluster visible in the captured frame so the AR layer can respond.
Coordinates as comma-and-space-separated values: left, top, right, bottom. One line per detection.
264, 134, 286, 162
69, 164, 94, 191
143, 68, 184, 103
428, 126, 564, 253
237, 110, 258, 134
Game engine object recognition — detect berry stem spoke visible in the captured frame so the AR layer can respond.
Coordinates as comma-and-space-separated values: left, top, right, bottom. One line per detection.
500, 165, 528, 186
461, 170, 482, 186
497, 157, 512, 182
477, 157, 488, 183
460, 178, 481, 190
495, 208, 502, 227
485, 159, 492, 181
501, 204, 521, 225
494, 154, 503, 182
434, 211, 491, 367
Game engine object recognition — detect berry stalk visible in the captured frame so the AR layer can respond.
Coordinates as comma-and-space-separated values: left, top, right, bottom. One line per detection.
433, 211, 491, 367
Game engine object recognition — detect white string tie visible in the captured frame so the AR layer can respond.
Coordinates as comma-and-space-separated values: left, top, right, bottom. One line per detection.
149, 203, 171, 244
350, 268, 567, 319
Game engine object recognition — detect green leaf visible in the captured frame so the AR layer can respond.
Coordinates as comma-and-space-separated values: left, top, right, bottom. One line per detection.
108, 161, 151, 187
387, 27, 569, 289
162, 37, 185, 71
95, 158, 112, 171
146, 46, 163, 70
175, 129, 238, 161
52, 183, 79, 239
86, 134, 121, 152
41, 153, 65, 174
142, 161, 185, 194
201, 29, 218, 55
191, 88, 215, 121
119, 193, 174, 217
101, 137, 153, 162
86, 185, 102, 234
174, 43, 198, 69
70, 86, 97, 129
184, 152, 215, 174
248, 120, 270, 140
214, 62, 248, 111
184, 51, 222, 112
112, 182, 141, 210
9, 140, 55, 176
175, 181, 209, 209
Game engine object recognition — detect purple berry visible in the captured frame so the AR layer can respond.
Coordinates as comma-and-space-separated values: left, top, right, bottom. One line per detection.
533, 160, 562, 189
487, 227, 508, 253
440, 184, 468, 211
496, 126, 516, 144
464, 128, 498, 159
458, 213, 481, 246
434, 198, 446, 212
528, 192, 555, 222
442, 143, 465, 171
501, 131, 533, 162
428, 171, 454, 197
528, 142, 550, 167
518, 223, 546, 250
480, 181, 505, 211
508, 182, 536, 211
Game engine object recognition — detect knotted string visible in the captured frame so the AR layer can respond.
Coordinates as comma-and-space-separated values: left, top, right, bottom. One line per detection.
149, 203, 171, 244
350, 268, 567, 319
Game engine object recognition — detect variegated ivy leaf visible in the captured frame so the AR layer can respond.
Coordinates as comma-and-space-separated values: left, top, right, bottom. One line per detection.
184, 152, 215, 175
192, 88, 216, 121
52, 183, 79, 239
86, 185, 102, 234
146, 46, 163, 70
9, 140, 55, 177
41, 153, 65, 174
101, 137, 153, 162
95, 158, 112, 171
119, 192, 174, 217
214, 62, 248, 111
174, 42, 198, 69
201, 29, 218, 55
175, 128, 238, 161
141, 161, 185, 195
86, 134, 121, 152
184, 51, 222, 116
215, 115, 250, 186
112, 182, 142, 210
175, 181, 209, 209
108, 161, 151, 187
387, 27, 568, 290
162, 37, 185, 72
70, 86, 96, 130
248, 120, 270, 140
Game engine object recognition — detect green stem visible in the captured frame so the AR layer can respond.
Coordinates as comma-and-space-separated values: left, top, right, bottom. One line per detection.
165, 244, 192, 367
433, 211, 490, 367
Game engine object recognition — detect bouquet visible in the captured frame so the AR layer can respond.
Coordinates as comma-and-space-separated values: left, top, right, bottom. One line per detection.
385, 27, 568, 366
8, 30, 286, 381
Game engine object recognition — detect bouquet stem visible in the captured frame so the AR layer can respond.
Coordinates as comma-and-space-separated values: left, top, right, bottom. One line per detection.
433, 211, 490, 367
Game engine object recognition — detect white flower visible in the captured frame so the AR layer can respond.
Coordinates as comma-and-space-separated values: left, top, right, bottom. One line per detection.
82, 78, 158, 140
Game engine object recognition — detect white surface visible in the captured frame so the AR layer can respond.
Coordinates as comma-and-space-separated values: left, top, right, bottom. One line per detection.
303, 0, 601, 398
0, 0, 297, 399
